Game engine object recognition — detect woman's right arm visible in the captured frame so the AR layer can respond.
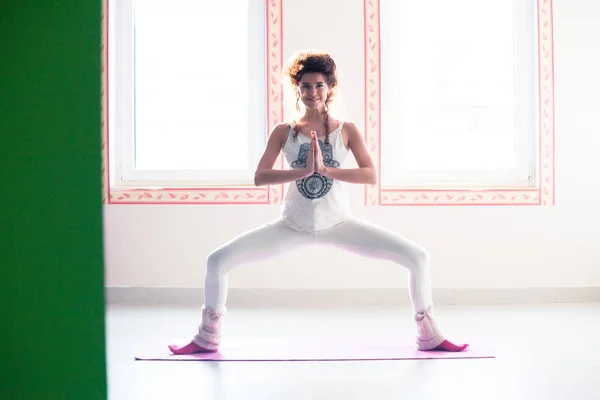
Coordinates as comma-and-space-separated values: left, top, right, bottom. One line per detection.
254, 124, 314, 186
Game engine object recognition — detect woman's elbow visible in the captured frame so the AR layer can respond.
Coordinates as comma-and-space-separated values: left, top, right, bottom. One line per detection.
368, 168, 377, 185
253, 171, 265, 187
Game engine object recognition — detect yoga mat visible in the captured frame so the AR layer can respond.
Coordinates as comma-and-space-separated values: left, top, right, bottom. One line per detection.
135, 337, 494, 362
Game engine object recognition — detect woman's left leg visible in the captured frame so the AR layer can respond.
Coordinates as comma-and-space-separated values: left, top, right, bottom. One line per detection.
316, 217, 468, 352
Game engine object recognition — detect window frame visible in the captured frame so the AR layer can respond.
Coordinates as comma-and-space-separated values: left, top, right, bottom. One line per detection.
364, 0, 555, 206
101, 0, 285, 205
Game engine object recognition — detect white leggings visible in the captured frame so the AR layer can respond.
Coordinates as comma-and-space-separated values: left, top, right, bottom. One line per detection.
204, 217, 433, 314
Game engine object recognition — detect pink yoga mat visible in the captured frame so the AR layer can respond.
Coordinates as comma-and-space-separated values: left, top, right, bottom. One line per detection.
135, 337, 494, 362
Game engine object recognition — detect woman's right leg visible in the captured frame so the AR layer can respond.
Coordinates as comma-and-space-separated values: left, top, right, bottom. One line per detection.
169, 220, 313, 354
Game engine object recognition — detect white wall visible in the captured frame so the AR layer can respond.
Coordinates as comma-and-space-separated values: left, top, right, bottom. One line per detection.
103, 0, 600, 292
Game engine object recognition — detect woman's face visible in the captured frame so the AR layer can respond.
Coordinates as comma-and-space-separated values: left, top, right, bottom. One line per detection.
298, 72, 329, 111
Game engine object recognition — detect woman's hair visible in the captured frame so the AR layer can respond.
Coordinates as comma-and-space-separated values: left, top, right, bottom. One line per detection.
284, 50, 338, 144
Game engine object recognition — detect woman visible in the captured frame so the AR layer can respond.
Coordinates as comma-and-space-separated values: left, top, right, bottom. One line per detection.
169, 50, 468, 354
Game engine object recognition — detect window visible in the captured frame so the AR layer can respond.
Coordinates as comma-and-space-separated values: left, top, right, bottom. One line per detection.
102, 0, 285, 204
364, 0, 555, 205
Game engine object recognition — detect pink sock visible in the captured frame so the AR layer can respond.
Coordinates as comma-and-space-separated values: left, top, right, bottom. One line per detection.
429, 339, 469, 352
168, 341, 217, 355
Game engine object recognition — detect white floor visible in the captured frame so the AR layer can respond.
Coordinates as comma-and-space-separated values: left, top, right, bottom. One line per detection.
106, 303, 600, 400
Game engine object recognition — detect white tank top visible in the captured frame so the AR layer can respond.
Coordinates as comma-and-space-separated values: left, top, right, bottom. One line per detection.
280, 122, 352, 232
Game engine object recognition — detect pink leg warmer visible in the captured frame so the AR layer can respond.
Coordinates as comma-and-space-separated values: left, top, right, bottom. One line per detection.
192, 306, 224, 351
414, 306, 446, 350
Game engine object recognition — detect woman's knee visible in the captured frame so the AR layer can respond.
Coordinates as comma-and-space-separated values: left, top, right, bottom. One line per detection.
411, 247, 430, 272
206, 249, 225, 275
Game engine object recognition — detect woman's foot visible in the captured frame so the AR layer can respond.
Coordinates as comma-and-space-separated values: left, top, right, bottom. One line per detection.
169, 305, 224, 355
414, 306, 469, 352
168, 341, 217, 355
428, 339, 469, 352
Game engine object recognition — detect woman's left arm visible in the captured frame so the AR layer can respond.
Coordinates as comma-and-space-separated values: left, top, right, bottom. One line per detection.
318, 122, 377, 185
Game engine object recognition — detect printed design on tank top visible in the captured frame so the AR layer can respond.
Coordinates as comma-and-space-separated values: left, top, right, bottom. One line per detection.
291, 139, 340, 199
